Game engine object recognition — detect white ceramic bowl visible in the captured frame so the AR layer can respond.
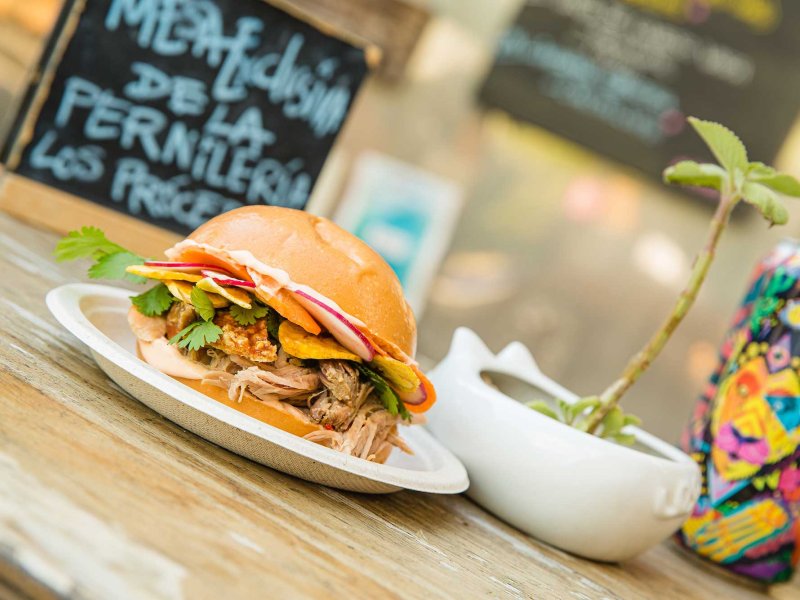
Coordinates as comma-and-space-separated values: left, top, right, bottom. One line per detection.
46, 284, 469, 495
425, 328, 701, 562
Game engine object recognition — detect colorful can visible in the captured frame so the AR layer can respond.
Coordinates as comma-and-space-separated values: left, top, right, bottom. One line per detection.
679, 240, 800, 583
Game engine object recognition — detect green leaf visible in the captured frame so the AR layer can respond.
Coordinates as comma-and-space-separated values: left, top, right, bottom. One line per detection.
267, 309, 282, 340
663, 160, 725, 190
687, 117, 748, 174
527, 400, 560, 421
54, 226, 128, 262
556, 398, 572, 421
752, 173, 800, 197
88, 251, 146, 283
229, 303, 269, 326
748, 162, 776, 178
168, 320, 222, 352
131, 283, 176, 317
600, 406, 625, 438
623, 414, 642, 428
613, 433, 637, 446
355, 364, 411, 420
570, 396, 602, 415
742, 182, 789, 225
190, 287, 216, 322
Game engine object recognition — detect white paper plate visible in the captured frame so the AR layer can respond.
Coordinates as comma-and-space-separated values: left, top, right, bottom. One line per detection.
46, 284, 469, 494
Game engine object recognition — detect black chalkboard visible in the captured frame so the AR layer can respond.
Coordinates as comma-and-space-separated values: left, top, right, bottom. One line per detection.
4, 0, 368, 234
480, 0, 800, 183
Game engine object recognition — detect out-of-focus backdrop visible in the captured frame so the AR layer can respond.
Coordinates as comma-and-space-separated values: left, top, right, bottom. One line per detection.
3, 0, 799, 444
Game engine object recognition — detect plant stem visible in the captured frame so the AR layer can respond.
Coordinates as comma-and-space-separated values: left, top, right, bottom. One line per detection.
584, 191, 740, 435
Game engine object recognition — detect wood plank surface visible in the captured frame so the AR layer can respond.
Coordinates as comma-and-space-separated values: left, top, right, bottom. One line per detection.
1, 213, 799, 599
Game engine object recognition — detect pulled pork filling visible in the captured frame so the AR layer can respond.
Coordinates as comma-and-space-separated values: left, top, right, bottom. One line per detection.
161, 303, 411, 461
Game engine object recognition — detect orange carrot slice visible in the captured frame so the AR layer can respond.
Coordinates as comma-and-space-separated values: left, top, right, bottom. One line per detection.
405, 367, 437, 414
177, 248, 252, 281
254, 288, 321, 335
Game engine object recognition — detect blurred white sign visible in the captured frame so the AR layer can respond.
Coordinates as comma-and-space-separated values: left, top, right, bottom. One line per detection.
335, 152, 462, 317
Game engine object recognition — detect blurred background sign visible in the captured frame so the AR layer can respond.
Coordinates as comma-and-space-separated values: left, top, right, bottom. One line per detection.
0, 0, 370, 237
480, 0, 800, 182
335, 152, 462, 316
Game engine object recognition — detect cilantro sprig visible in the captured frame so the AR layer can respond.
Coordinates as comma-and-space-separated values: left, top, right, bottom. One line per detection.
168, 287, 223, 351
356, 364, 411, 421
190, 286, 216, 321
168, 320, 223, 351
55, 226, 147, 284
230, 303, 269, 326
54, 226, 128, 261
131, 283, 176, 317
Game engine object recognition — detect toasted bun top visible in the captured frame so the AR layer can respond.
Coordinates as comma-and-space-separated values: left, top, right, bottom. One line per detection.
188, 206, 417, 356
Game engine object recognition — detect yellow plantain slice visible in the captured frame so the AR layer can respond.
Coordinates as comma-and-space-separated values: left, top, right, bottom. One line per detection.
126, 265, 203, 282
279, 321, 361, 362
166, 281, 229, 308
371, 354, 420, 392
196, 277, 252, 309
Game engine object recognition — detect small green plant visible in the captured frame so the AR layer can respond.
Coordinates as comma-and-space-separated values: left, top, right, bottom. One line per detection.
529, 117, 800, 442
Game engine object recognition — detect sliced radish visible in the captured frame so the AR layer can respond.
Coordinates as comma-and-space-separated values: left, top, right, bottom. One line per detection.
144, 261, 220, 273
293, 290, 375, 361
201, 269, 256, 289
397, 383, 427, 406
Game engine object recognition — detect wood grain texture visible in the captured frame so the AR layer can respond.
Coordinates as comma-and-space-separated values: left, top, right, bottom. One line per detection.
0, 210, 799, 600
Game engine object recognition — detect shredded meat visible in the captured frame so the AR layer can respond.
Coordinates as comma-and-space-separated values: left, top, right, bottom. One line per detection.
165, 302, 196, 338
308, 361, 372, 430
204, 349, 319, 405
156, 303, 409, 461
209, 311, 278, 363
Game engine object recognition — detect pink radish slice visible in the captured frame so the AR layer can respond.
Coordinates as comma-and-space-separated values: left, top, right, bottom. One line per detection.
200, 270, 257, 288
144, 261, 219, 272
293, 290, 375, 361
398, 383, 427, 406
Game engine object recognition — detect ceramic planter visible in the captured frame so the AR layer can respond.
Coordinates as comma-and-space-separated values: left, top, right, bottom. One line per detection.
425, 328, 701, 562
679, 240, 800, 584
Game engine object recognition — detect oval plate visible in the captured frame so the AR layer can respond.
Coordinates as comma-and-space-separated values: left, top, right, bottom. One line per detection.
46, 284, 469, 494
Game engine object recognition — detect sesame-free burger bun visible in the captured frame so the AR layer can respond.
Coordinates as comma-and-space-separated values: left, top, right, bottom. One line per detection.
187, 206, 417, 357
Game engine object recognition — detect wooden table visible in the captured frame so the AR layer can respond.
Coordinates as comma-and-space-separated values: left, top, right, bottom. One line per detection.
0, 211, 798, 600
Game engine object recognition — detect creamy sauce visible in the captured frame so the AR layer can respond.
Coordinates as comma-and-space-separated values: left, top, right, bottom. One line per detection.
166, 240, 368, 327
139, 338, 208, 379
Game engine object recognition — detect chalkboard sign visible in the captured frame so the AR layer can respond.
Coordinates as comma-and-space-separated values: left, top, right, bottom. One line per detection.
480, 0, 800, 182
1, 0, 369, 235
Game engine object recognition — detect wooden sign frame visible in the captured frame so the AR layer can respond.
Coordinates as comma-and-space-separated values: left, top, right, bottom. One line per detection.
0, 0, 379, 257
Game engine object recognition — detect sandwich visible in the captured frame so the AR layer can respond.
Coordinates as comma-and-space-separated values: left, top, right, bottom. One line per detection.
108, 206, 435, 463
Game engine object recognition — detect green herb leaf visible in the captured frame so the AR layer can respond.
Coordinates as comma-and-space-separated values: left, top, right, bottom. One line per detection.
88, 251, 146, 283
168, 320, 222, 352
663, 160, 725, 190
527, 400, 560, 421
622, 414, 642, 428
54, 226, 128, 262
267, 309, 282, 340
131, 283, 176, 317
687, 117, 748, 174
742, 182, 788, 225
190, 287, 216, 322
355, 364, 411, 420
752, 173, 800, 198
600, 406, 625, 438
230, 303, 269, 326
612, 433, 637, 446
748, 162, 776, 178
